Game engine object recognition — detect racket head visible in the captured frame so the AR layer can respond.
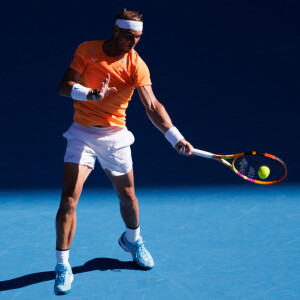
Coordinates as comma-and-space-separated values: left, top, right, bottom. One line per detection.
225, 152, 287, 185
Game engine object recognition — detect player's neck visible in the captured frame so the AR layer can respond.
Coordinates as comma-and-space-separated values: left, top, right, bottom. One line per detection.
103, 39, 124, 57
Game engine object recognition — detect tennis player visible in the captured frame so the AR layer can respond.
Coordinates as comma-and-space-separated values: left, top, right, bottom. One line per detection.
54, 10, 193, 295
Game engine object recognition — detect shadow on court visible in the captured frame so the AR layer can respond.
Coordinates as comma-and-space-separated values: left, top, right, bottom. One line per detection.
0, 257, 144, 291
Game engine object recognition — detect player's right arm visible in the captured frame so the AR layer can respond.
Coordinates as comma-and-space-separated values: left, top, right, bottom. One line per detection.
137, 85, 193, 156
58, 68, 117, 100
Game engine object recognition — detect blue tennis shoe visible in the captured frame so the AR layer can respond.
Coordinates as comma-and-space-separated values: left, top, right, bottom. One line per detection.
118, 232, 154, 269
54, 263, 74, 295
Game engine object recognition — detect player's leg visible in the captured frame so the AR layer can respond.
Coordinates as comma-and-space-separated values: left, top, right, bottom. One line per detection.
54, 162, 92, 295
55, 123, 96, 295
95, 127, 153, 269
105, 168, 139, 229
105, 168, 154, 269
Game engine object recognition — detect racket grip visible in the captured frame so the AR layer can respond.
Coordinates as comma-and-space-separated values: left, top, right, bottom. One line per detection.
192, 148, 214, 159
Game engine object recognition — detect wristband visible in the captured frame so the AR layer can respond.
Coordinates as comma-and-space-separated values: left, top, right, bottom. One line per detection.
71, 83, 91, 101
165, 127, 184, 148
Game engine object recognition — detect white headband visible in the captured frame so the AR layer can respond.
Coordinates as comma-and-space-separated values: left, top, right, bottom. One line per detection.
115, 19, 143, 31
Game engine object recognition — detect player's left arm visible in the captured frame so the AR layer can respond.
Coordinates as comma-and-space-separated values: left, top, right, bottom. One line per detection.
137, 85, 193, 156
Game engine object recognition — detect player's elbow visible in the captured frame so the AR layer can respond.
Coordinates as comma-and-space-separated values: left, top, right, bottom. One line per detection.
144, 101, 156, 113
145, 97, 162, 113
58, 81, 65, 96
58, 81, 70, 97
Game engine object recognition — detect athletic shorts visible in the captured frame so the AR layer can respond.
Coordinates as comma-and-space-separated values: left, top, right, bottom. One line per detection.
63, 122, 135, 176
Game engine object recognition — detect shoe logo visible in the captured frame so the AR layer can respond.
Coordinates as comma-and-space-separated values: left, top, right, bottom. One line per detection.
91, 58, 98, 62
74, 87, 79, 90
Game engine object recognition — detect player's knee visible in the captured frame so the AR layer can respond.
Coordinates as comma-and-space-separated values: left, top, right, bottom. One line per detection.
118, 190, 137, 207
59, 195, 77, 215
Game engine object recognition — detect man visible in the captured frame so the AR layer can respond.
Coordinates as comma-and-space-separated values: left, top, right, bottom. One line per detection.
55, 10, 193, 295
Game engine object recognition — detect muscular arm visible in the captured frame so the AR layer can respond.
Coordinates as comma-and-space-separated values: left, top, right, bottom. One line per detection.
137, 85, 173, 134
137, 85, 193, 155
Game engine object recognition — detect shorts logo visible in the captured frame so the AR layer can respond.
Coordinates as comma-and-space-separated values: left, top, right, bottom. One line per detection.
68, 154, 75, 158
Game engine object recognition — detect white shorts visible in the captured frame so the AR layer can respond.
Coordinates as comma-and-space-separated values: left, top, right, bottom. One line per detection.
63, 122, 135, 176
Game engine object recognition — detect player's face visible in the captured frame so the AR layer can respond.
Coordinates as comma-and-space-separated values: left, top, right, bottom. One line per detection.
114, 27, 142, 53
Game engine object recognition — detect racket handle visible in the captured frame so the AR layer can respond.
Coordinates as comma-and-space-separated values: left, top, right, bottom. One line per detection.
192, 148, 214, 159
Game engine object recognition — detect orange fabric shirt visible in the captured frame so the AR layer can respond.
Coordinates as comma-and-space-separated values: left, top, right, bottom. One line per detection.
69, 41, 152, 127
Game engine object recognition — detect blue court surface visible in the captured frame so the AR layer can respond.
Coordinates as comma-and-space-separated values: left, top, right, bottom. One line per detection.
0, 185, 299, 299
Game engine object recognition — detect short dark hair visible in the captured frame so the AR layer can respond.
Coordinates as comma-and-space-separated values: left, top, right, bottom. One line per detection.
115, 10, 143, 22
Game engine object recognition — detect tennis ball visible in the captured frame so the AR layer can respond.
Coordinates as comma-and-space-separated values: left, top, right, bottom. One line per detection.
258, 166, 270, 180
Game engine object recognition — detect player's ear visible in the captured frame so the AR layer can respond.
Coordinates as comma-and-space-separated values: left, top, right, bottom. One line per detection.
113, 25, 120, 36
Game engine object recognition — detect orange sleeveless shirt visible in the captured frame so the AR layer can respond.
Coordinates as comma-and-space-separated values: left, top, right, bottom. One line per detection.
69, 41, 152, 127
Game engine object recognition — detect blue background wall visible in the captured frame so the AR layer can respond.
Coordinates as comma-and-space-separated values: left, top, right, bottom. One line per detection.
1, 0, 299, 189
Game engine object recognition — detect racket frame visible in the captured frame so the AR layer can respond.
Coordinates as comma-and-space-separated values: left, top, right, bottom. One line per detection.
191, 149, 287, 185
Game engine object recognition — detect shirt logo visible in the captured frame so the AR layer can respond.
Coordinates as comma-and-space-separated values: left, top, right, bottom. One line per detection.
91, 58, 98, 62
118, 68, 125, 71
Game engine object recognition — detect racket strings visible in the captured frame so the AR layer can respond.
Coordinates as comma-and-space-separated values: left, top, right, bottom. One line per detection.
233, 155, 286, 182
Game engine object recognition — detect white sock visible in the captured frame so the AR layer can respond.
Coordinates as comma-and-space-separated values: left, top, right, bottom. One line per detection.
125, 226, 140, 244
56, 249, 70, 265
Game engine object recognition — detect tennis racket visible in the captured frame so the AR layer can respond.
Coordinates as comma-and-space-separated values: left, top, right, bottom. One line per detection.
191, 148, 287, 185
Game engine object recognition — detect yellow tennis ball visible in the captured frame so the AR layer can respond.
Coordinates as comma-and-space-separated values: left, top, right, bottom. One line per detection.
258, 166, 270, 180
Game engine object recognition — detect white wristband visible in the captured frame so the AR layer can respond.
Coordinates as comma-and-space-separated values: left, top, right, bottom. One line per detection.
165, 127, 184, 148
71, 83, 91, 101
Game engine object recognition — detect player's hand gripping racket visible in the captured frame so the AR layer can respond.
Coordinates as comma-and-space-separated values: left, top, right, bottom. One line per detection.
191, 148, 287, 185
